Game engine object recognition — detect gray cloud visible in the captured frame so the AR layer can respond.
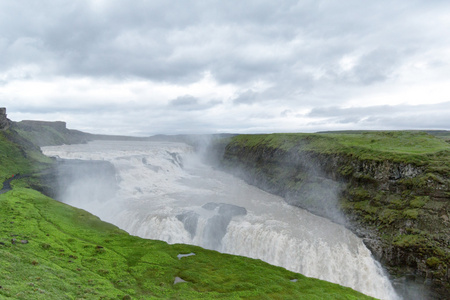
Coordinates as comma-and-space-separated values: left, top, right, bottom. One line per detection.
169, 95, 221, 111
307, 102, 450, 130
308, 102, 450, 118
308, 105, 395, 118
1, 0, 450, 134
2, 0, 440, 85
233, 90, 260, 105
170, 95, 199, 107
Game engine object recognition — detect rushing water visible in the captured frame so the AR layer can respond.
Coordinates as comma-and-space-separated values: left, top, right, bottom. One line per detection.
42, 140, 399, 299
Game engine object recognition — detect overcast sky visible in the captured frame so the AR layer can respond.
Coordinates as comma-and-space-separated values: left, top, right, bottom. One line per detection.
1, 0, 450, 136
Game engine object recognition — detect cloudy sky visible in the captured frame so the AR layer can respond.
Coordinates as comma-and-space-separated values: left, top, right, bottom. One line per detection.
1, 0, 449, 136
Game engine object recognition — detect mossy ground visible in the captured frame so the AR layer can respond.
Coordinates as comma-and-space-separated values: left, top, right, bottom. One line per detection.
0, 129, 374, 299
229, 131, 449, 165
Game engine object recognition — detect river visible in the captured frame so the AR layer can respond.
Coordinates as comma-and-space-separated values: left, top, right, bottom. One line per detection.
42, 140, 399, 299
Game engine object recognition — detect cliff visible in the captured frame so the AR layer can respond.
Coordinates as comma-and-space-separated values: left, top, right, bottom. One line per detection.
0, 107, 11, 130
215, 131, 450, 299
13, 120, 91, 146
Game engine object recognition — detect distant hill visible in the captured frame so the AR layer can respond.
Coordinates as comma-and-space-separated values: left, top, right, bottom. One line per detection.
12, 119, 236, 148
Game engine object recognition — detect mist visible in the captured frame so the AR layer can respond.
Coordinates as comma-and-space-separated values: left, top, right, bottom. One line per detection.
215, 138, 348, 225
53, 158, 118, 206
42, 140, 399, 300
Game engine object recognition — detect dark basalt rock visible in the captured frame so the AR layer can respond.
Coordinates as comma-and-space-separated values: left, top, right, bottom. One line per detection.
167, 151, 183, 168
201, 203, 247, 250
0, 107, 10, 130
176, 211, 199, 238
177, 203, 247, 250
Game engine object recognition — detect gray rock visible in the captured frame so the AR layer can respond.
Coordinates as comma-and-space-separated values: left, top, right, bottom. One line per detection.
174, 277, 187, 284
177, 253, 196, 260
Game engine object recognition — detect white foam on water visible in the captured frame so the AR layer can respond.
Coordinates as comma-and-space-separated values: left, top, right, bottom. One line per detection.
42, 140, 400, 300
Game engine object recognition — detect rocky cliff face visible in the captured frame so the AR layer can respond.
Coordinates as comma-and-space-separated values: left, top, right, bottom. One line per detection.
0, 107, 10, 130
13, 120, 90, 146
216, 137, 449, 299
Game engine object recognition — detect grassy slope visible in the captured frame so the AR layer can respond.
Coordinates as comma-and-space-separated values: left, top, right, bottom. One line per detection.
0, 131, 53, 180
0, 130, 374, 299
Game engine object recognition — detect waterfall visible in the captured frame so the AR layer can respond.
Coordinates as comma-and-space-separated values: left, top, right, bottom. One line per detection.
42, 140, 400, 300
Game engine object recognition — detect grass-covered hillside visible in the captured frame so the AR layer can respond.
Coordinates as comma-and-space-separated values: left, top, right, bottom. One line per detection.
0, 128, 374, 299
229, 131, 449, 166
0, 129, 53, 180
220, 131, 450, 298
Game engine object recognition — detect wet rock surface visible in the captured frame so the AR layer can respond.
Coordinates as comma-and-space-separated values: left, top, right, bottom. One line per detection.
177, 203, 247, 250
176, 211, 199, 238
0, 174, 29, 195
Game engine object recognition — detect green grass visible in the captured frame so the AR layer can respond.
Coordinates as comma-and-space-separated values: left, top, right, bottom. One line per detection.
323, 131, 448, 154
0, 129, 55, 193
0, 132, 46, 181
229, 131, 450, 165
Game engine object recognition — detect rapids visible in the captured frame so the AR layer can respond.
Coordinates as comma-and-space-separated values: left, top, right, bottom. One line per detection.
42, 140, 399, 300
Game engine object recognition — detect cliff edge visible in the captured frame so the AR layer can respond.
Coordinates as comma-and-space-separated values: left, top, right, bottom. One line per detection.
216, 131, 450, 299
0, 107, 11, 130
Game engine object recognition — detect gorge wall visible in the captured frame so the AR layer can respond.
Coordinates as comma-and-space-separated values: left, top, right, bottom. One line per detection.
214, 133, 449, 299
0, 107, 10, 130
13, 120, 90, 146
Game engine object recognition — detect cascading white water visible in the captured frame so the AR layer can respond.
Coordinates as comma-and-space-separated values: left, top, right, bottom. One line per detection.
42, 140, 400, 300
